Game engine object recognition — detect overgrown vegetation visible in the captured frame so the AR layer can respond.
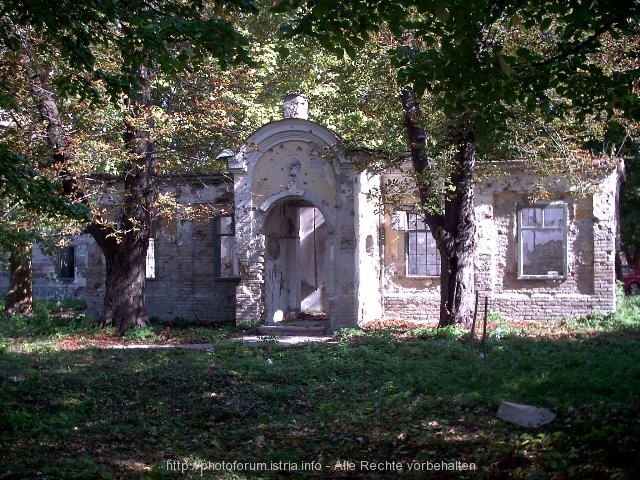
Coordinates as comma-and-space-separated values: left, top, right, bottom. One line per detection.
1, 300, 640, 478
0, 299, 239, 350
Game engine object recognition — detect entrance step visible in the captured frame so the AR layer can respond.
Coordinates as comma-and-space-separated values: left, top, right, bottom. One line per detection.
256, 324, 328, 337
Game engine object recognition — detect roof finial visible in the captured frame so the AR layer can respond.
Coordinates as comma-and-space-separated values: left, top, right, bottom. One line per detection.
283, 93, 308, 120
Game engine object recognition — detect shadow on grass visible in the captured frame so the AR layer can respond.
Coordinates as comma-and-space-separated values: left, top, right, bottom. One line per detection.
1, 326, 640, 479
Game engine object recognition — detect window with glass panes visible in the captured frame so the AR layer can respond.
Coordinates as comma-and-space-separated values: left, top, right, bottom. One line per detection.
406, 213, 440, 276
146, 238, 155, 279
517, 204, 567, 278
214, 216, 239, 280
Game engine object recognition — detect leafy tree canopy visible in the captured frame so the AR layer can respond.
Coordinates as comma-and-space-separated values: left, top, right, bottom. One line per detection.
0, 0, 261, 247
0, 0, 258, 103
275, 0, 640, 149
0, 148, 90, 249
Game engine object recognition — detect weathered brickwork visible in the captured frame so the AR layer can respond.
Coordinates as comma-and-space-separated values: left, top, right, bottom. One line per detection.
383, 163, 621, 322
99, 176, 234, 324
1, 111, 622, 329
229, 117, 383, 330
0, 237, 91, 302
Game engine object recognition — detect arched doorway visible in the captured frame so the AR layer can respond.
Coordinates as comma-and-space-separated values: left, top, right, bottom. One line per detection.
264, 198, 328, 324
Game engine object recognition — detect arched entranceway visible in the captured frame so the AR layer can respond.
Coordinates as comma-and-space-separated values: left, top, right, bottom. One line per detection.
228, 114, 382, 330
264, 198, 329, 324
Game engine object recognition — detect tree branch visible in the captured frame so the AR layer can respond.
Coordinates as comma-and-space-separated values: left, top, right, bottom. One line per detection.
533, 7, 639, 67
399, 86, 444, 231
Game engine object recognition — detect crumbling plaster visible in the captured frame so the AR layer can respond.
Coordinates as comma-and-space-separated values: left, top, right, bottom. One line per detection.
383, 163, 620, 322
229, 118, 382, 329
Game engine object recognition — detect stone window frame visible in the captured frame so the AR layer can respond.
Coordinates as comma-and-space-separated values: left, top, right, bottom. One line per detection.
146, 238, 156, 280
213, 215, 240, 282
56, 245, 75, 280
405, 212, 441, 277
516, 202, 568, 280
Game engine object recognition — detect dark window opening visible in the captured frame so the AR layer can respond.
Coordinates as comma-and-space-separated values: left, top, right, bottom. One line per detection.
57, 246, 75, 279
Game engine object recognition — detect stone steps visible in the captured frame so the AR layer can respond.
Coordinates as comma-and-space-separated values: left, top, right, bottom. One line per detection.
256, 324, 328, 337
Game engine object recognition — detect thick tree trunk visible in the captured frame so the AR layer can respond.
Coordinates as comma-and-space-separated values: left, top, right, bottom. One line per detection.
89, 64, 157, 334
437, 132, 477, 327
400, 87, 476, 328
99, 235, 149, 331
87, 216, 152, 334
5, 241, 33, 316
88, 164, 154, 334
19, 32, 156, 334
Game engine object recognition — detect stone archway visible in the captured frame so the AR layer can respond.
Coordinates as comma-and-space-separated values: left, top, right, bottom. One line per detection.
227, 112, 382, 330
264, 198, 329, 324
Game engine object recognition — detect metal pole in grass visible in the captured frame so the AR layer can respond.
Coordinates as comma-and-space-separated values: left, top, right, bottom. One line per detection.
482, 296, 489, 381
470, 291, 479, 366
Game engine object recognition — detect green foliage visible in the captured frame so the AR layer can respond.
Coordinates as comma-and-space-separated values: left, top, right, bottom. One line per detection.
0, 298, 91, 341
43, 457, 114, 480
618, 131, 640, 256
0, 0, 259, 102
123, 326, 159, 342
333, 327, 366, 340
277, 0, 639, 160
275, 0, 639, 327
404, 324, 465, 340
0, 149, 91, 248
0, 0, 263, 255
1, 0, 270, 331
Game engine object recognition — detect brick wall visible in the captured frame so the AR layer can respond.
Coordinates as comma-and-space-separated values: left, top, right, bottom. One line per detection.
382, 165, 621, 323
0, 237, 90, 303
82, 175, 236, 324
83, 218, 237, 324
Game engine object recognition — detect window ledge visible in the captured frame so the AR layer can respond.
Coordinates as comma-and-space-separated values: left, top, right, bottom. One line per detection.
518, 275, 566, 281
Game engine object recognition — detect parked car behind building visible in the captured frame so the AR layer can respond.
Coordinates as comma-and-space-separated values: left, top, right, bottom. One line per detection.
622, 265, 640, 295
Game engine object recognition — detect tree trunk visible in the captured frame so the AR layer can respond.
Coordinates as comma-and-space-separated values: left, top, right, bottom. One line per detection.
88, 166, 154, 334
98, 235, 149, 331
400, 87, 476, 327
8, 36, 71, 319
5, 241, 33, 316
18, 29, 156, 334
437, 131, 477, 327
23, 45, 156, 333
88, 63, 157, 334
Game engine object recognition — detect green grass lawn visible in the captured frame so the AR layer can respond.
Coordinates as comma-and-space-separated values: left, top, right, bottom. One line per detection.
1, 299, 640, 479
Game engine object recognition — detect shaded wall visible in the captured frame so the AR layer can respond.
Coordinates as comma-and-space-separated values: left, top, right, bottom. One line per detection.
82, 176, 236, 324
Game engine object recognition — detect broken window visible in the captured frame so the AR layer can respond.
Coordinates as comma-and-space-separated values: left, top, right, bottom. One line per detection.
57, 246, 75, 279
214, 215, 239, 280
146, 238, 156, 279
517, 204, 567, 279
406, 213, 440, 277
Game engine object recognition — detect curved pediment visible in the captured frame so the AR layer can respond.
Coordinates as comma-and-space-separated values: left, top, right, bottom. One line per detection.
229, 118, 348, 214
245, 117, 340, 153
228, 118, 342, 174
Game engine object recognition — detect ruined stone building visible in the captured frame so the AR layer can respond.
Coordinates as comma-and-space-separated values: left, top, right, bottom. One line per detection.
1, 96, 624, 329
